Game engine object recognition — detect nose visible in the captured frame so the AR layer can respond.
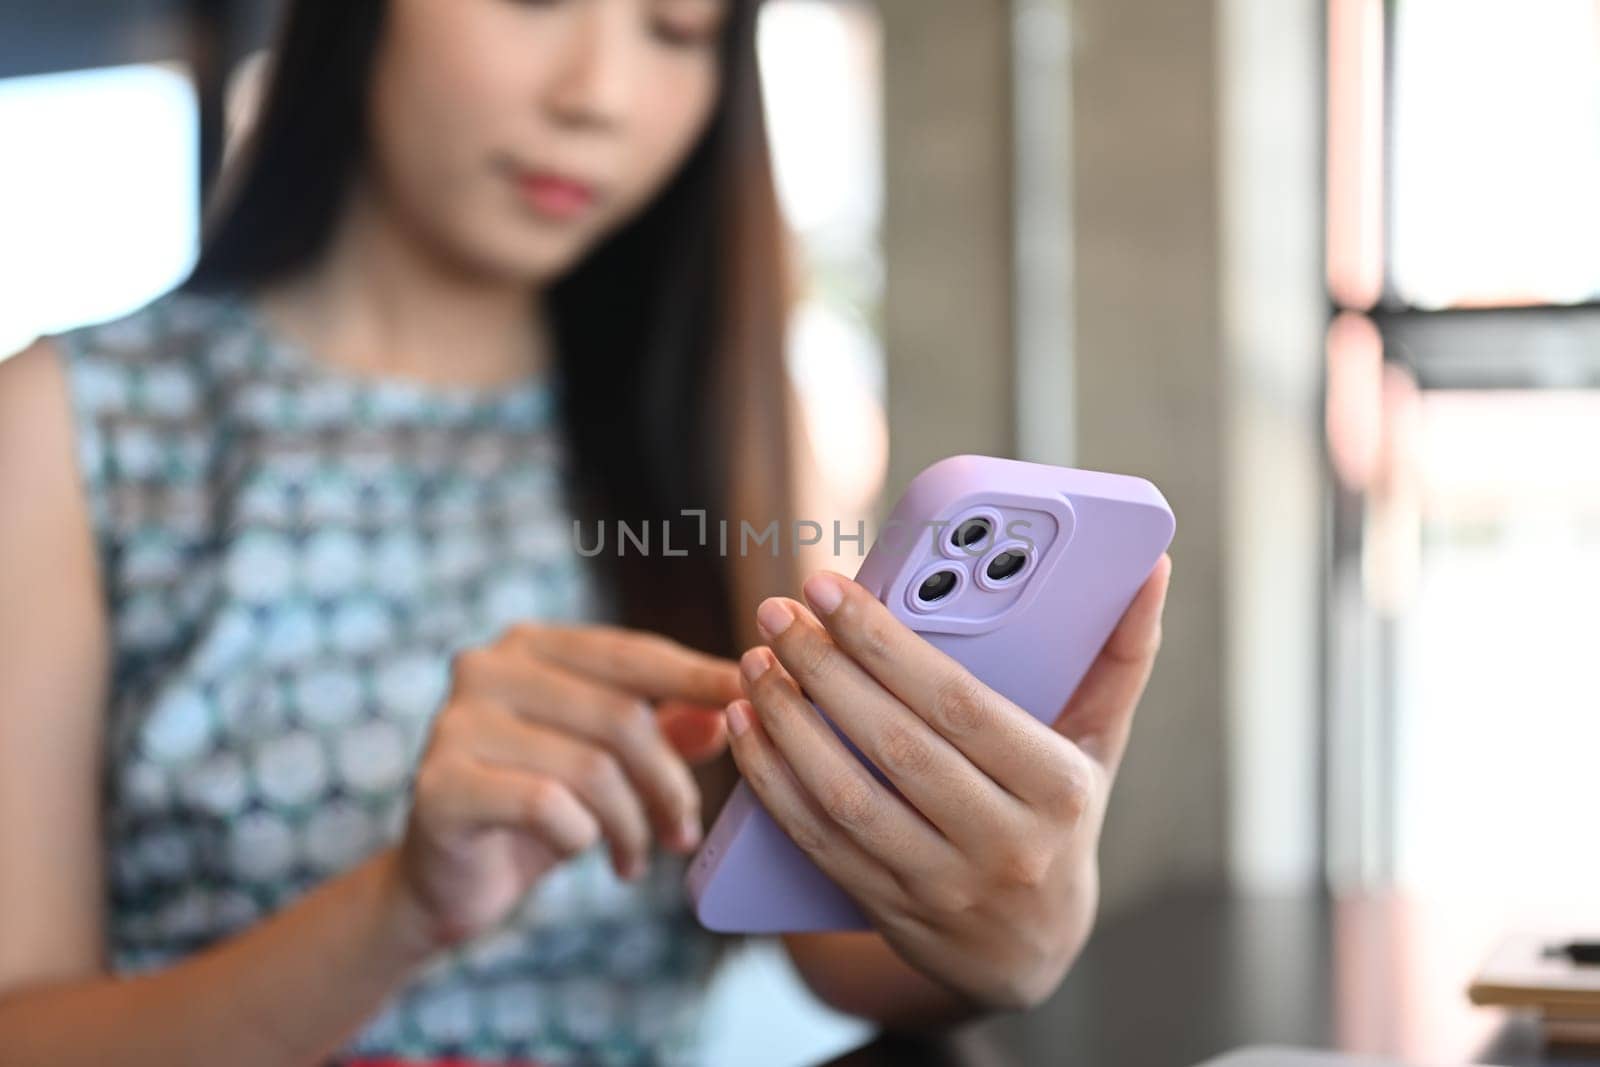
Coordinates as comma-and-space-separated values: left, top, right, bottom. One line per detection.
547, 0, 640, 131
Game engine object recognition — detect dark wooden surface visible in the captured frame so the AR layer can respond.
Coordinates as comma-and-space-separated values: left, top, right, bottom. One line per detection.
816, 888, 1600, 1067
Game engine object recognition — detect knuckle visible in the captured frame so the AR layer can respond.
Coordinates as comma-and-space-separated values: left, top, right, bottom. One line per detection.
1048, 765, 1095, 823
748, 665, 790, 707
518, 775, 553, 813
742, 764, 821, 855
819, 776, 876, 833
429, 702, 472, 750
930, 673, 988, 736
854, 614, 895, 665
990, 844, 1052, 891
993, 973, 1048, 1014
411, 754, 469, 828
610, 696, 656, 742
785, 816, 830, 858
783, 629, 835, 681
913, 875, 976, 917
411, 758, 450, 807
573, 748, 624, 795
518, 776, 563, 824
568, 822, 603, 857
877, 721, 937, 779
499, 620, 543, 652
449, 646, 498, 687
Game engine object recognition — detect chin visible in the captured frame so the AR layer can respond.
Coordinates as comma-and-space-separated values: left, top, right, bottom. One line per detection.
489, 231, 599, 287
445, 238, 585, 289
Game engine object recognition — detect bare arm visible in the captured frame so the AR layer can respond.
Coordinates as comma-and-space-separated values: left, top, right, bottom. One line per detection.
782, 930, 987, 1031
0, 339, 438, 1066
0, 848, 439, 1066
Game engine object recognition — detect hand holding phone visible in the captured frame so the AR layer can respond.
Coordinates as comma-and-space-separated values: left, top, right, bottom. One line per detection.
686, 454, 1175, 971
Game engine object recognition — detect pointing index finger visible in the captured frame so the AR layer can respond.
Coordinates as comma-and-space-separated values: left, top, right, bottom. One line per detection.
507, 623, 744, 708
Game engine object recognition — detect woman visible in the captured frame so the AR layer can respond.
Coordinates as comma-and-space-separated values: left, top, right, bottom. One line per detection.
0, 1, 1173, 1064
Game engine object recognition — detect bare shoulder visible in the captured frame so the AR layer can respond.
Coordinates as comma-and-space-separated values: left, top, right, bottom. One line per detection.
0, 333, 67, 405
0, 329, 109, 673
0, 334, 111, 989
0, 335, 82, 507
0, 329, 107, 657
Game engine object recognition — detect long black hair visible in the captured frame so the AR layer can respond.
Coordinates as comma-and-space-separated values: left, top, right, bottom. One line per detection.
181, 0, 799, 664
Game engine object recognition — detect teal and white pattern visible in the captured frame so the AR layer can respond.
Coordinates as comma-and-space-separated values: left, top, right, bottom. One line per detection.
54, 288, 722, 1065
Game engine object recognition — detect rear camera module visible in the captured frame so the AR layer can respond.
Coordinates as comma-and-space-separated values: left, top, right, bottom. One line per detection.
985, 549, 1027, 582
950, 518, 992, 551
916, 570, 960, 603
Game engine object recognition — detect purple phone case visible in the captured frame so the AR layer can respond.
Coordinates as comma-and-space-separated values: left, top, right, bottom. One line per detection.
684, 454, 1176, 933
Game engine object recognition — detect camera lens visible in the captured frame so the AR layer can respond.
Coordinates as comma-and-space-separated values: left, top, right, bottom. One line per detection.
951, 518, 991, 550
916, 570, 960, 603
985, 550, 1027, 582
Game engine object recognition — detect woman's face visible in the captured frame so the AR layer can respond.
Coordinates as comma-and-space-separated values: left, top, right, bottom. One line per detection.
369, 0, 730, 284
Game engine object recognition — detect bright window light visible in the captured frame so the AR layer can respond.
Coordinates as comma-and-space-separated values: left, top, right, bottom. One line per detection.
1391, 0, 1600, 308
757, 0, 888, 525
1395, 391, 1600, 892
0, 62, 199, 359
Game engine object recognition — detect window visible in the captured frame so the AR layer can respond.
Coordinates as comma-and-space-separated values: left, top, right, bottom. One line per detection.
0, 62, 199, 359
1324, 0, 1600, 893
757, 0, 888, 527
1391, 0, 1600, 309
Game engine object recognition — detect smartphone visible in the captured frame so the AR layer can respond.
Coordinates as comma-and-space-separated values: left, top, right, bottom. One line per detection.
684, 454, 1176, 933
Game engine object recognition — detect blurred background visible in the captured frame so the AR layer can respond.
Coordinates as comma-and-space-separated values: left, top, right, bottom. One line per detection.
3, 0, 1598, 1064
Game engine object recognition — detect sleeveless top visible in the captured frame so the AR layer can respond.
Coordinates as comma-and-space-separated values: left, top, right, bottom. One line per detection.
51, 287, 725, 1065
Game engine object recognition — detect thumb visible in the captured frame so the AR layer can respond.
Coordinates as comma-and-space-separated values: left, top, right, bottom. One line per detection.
1052, 553, 1172, 775
655, 699, 731, 764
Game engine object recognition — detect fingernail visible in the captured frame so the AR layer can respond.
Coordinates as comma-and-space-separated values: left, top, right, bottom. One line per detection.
739, 646, 769, 685
802, 572, 845, 615
678, 814, 702, 849
756, 598, 794, 637
726, 699, 752, 739
626, 855, 649, 881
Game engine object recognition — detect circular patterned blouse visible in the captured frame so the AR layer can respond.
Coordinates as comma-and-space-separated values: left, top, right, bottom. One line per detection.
51, 287, 724, 1065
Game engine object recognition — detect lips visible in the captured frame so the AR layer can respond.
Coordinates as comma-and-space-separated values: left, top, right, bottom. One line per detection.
512, 168, 600, 221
